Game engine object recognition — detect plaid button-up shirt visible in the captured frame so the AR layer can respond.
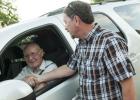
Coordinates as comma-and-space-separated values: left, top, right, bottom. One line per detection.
67, 23, 135, 100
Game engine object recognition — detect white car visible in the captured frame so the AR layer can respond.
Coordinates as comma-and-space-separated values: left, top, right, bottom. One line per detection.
0, 0, 140, 99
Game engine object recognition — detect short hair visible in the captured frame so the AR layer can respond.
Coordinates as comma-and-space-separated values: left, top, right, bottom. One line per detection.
22, 42, 42, 52
64, 1, 94, 24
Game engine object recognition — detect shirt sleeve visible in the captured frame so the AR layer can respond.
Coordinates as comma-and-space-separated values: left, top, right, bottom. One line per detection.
43, 61, 57, 73
67, 46, 79, 70
103, 37, 135, 82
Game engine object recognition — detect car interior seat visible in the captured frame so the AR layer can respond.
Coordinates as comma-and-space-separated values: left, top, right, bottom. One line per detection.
2, 46, 26, 80
35, 30, 69, 67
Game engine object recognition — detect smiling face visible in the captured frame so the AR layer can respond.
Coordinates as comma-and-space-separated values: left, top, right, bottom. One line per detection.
23, 43, 44, 69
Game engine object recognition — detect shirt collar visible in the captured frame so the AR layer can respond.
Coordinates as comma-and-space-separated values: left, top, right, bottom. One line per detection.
79, 23, 99, 43
39, 60, 46, 70
85, 23, 99, 41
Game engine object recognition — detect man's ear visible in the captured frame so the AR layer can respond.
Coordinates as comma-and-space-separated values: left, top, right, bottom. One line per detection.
41, 49, 44, 57
74, 15, 81, 26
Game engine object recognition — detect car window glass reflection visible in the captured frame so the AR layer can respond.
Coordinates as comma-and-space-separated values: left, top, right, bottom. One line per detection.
114, 3, 140, 35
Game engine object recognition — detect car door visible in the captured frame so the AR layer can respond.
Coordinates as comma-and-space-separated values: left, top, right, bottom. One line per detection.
0, 16, 79, 100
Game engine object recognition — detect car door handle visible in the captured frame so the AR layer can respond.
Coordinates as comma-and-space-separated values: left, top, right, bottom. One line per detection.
129, 53, 136, 58
129, 52, 137, 62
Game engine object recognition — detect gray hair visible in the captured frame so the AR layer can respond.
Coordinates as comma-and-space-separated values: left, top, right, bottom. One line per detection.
64, 1, 94, 24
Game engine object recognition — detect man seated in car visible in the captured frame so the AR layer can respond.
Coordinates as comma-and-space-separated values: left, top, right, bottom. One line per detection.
14, 42, 57, 91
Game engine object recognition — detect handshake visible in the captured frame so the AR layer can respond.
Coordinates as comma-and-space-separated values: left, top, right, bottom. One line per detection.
23, 75, 46, 91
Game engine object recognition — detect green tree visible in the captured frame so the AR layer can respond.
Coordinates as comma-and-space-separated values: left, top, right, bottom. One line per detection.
90, 0, 104, 3
0, 0, 19, 27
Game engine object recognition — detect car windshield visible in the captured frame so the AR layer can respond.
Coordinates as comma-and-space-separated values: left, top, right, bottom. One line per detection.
114, 3, 140, 34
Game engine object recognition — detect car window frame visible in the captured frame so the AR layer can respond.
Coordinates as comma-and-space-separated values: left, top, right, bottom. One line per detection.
0, 24, 74, 94
93, 12, 127, 41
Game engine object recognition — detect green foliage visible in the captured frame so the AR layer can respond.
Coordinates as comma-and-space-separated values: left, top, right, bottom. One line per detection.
0, 0, 19, 27
90, 0, 104, 3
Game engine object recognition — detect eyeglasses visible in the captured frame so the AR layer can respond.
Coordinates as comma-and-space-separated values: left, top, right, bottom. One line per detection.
67, 4, 78, 17
67, 3, 83, 21
24, 50, 41, 59
68, 4, 74, 12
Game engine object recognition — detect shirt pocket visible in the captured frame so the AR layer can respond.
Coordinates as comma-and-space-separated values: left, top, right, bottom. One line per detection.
81, 57, 103, 83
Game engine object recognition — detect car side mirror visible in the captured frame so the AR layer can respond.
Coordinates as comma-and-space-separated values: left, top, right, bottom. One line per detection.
0, 80, 36, 100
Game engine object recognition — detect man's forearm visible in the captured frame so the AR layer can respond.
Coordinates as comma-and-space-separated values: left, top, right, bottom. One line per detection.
23, 75, 37, 88
38, 65, 75, 83
120, 77, 136, 100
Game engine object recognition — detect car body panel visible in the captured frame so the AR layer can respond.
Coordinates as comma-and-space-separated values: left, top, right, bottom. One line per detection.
0, 16, 76, 53
37, 75, 78, 100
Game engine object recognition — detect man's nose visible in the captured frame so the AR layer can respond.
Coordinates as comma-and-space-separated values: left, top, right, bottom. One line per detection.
65, 27, 68, 31
64, 24, 68, 30
65, 27, 69, 32
28, 55, 33, 60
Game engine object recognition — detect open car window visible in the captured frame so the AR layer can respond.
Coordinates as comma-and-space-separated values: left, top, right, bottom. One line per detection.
0, 24, 73, 96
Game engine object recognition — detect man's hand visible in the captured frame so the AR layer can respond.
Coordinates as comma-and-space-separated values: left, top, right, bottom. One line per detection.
23, 75, 37, 88
33, 75, 46, 86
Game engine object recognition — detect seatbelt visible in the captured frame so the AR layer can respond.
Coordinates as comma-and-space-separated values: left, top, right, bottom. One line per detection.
39, 62, 54, 75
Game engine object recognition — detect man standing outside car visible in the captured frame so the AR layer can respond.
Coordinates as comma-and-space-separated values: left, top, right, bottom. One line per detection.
34, 1, 136, 99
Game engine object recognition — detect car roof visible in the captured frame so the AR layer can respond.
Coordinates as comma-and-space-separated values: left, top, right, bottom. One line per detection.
0, 0, 139, 51
1, 0, 139, 35
91, 0, 140, 12
0, 15, 62, 51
